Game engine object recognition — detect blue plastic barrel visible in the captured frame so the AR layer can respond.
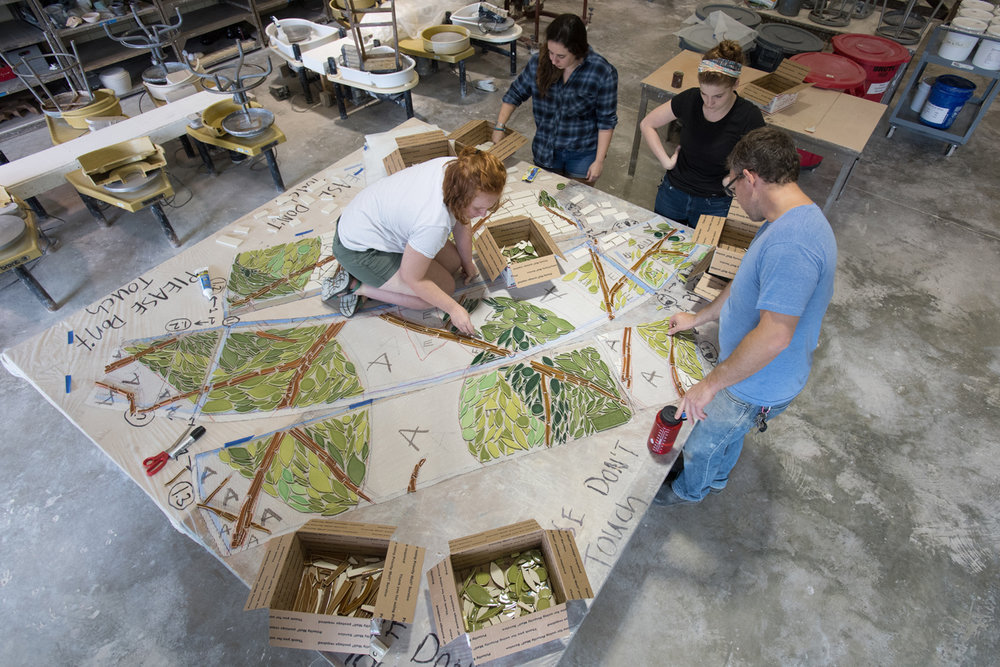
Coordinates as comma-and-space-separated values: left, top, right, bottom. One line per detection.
919, 75, 976, 129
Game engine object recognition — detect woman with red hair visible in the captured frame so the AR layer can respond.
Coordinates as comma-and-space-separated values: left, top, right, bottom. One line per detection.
324, 148, 506, 336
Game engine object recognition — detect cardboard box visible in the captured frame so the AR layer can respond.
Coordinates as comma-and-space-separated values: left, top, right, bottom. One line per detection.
382, 122, 528, 175
447, 119, 527, 163
689, 204, 762, 280
426, 520, 593, 664
687, 253, 730, 301
382, 130, 452, 175
475, 216, 565, 288
739, 60, 811, 114
245, 519, 425, 654
685, 202, 762, 299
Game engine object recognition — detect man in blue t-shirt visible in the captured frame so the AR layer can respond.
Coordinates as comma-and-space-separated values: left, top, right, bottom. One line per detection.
655, 126, 837, 505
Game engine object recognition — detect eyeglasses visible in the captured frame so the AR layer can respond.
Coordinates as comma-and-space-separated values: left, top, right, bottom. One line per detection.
723, 173, 744, 198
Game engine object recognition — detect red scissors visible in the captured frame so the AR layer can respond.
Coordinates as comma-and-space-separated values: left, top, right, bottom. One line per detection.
143, 425, 206, 476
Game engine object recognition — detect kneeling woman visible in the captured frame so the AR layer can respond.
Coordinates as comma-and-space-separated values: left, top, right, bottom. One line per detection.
324, 148, 506, 336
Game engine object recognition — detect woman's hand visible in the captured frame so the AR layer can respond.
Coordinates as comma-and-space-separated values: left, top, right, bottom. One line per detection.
662, 145, 680, 171
449, 305, 477, 337
460, 261, 479, 285
585, 158, 605, 183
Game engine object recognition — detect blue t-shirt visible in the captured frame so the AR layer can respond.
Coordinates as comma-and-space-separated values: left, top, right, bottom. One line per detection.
719, 204, 836, 405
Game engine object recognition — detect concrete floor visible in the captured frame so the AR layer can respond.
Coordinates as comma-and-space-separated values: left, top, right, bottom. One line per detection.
2, 0, 999, 664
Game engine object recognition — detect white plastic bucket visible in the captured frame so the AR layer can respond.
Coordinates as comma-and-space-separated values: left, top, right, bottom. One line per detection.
910, 76, 935, 111
938, 18, 987, 61
99, 67, 131, 96
972, 24, 1000, 69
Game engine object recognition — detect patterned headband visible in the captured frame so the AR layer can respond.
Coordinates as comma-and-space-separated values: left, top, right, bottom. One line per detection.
698, 58, 742, 78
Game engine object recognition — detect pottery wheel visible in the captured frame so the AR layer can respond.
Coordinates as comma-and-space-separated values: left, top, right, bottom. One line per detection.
221, 108, 274, 137
102, 169, 162, 194
0, 214, 28, 251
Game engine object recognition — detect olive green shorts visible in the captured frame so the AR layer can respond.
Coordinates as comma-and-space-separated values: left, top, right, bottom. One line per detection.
331, 225, 402, 288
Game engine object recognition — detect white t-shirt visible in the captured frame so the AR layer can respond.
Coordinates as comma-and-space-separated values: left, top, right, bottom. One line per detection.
338, 157, 456, 259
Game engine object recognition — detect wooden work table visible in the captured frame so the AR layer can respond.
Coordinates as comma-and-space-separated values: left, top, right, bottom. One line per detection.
627, 50, 888, 213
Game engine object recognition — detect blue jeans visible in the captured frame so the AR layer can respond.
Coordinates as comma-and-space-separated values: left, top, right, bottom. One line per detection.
671, 389, 791, 501
539, 148, 596, 179
654, 177, 732, 227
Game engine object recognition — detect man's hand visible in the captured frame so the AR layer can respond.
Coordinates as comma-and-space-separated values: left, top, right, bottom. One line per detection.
679, 378, 717, 422
668, 311, 697, 335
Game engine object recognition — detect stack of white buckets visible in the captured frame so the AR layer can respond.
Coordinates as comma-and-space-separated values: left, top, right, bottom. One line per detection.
910, 0, 1000, 123
938, 0, 1000, 68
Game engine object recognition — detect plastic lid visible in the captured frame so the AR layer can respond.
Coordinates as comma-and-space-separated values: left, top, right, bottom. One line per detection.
832, 33, 911, 65
756, 24, 825, 53
789, 52, 867, 89
952, 16, 988, 32
695, 3, 762, 28
936, 74, 976, 90
680, 23, 757, 52
658, 405, 683, 425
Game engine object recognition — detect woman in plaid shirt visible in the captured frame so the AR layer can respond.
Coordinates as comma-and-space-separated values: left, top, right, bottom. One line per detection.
491, 14, 618, 183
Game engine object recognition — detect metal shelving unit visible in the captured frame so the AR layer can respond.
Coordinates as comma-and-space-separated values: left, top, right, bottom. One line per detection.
1, 0, 51, 99
887, 24, 1000, 155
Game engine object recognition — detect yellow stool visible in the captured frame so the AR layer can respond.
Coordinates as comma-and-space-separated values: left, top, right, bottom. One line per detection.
0, 188, 56, 310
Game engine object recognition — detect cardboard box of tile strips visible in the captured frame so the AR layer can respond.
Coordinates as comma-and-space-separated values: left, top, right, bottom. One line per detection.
426, 520, 592, 664
245, 519, 425, 653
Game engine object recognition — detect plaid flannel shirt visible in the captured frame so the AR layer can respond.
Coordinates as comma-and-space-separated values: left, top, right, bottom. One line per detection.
503, 48, 618, 168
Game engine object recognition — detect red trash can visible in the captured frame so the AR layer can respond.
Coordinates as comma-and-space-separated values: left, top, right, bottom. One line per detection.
789, 51, 868, 98
831, 34, 911, 102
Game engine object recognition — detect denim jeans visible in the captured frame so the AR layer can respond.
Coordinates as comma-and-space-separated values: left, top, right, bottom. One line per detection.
654, 177, 732, 227
540, 148, 597, 179
671, 389, 790, 501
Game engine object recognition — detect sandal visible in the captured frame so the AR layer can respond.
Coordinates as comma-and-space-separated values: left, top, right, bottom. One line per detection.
339, 293, 365, 318
321, 268, 359, 302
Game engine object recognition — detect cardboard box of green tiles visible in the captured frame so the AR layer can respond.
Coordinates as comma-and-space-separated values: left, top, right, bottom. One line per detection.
426, 519, 593, 663
476, 216, 564, 289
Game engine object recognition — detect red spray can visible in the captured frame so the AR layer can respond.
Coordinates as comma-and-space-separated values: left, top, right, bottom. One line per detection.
647, 405, 684, 455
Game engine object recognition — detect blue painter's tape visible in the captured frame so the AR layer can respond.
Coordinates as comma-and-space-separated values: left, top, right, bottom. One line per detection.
225, 434, 255, 447
65, 375, 71, 393
294, 229, 313, 237
68, 330, 74, 344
